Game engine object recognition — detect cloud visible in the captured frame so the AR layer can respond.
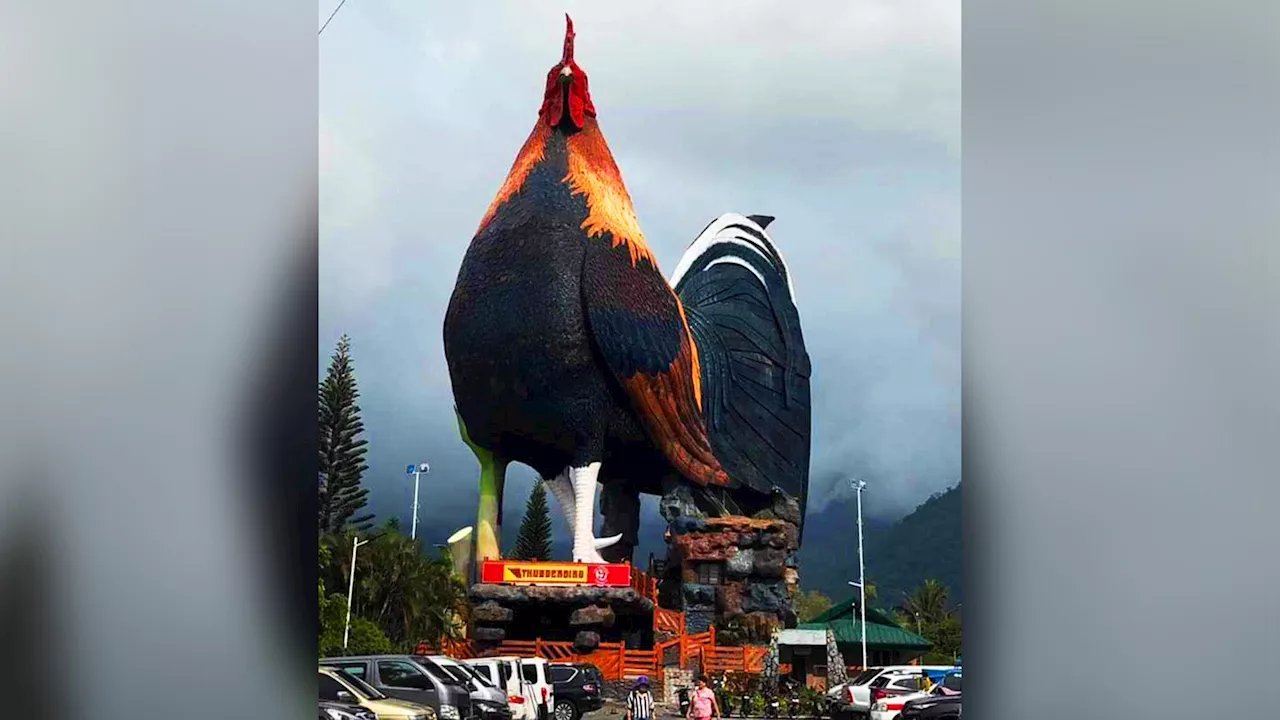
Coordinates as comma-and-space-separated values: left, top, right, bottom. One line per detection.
319, 1, 960, 530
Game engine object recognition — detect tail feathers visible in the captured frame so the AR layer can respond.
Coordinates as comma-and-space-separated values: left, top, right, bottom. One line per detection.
671, 213, 812, 519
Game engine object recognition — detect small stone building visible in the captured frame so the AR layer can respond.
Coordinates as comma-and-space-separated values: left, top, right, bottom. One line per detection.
775, 628, 828, 688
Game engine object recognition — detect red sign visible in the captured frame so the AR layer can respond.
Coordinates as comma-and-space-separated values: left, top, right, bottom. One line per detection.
480, 560, 632, 587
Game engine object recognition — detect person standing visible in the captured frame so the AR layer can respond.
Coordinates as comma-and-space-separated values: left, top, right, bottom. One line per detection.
687, 676, 720, 720
627, 676, 655, 720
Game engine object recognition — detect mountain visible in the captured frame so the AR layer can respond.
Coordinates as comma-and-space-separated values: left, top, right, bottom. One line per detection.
797, 484, 961, 609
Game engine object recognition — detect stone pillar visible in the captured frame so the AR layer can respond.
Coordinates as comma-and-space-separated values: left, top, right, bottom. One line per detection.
664, 515, 801, 642
825, 628, 848, 686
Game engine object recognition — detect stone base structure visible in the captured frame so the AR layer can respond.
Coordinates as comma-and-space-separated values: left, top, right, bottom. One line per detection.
661, 503, 801, 642
468, 583, 655, 654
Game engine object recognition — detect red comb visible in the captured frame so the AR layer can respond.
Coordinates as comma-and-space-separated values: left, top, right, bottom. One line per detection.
540, 13, 594, 128
562, 14, 575, 64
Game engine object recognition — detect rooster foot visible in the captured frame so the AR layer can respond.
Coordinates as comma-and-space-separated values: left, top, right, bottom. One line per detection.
578, 533, 624, 564
594, 533, 622, 550
549, 469, 624, 562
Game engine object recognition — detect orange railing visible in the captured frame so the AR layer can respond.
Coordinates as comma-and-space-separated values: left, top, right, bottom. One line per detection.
696, 643, 766, 674
629, 566, 659, 603
534, 640, 579, 661
622, 648, 656, 675
654, 607, 685, 635
420, 628, 764, 682
415, 638, 474, 657
684, 628, 716, 658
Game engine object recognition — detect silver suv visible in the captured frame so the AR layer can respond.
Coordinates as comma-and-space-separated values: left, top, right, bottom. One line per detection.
322, 655, 472, 720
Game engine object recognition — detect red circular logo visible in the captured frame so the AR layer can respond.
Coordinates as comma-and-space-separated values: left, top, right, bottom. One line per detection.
593, 566, 609, 585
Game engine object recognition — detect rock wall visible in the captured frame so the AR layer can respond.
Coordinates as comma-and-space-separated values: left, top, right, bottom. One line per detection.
468, 583, 653, 654
663, 666, 694, 704
665, 514, 800, 641
825, 628, 848, 686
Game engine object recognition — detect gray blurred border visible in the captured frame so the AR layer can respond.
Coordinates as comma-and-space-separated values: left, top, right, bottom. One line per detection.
965, 1, 1279, 718
2, 1, 317, 719
4, 2, 1278, 719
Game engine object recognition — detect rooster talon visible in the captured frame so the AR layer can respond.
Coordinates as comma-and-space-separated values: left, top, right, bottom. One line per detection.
593, 533, 623, 550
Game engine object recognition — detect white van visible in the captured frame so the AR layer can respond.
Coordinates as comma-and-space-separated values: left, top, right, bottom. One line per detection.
517, 657, 554, 720
463, 657, 537, 720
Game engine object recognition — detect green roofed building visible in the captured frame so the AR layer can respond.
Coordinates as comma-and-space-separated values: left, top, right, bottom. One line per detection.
798, 596, 932, 668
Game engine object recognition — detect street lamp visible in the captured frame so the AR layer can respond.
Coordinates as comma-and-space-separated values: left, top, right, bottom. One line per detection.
847, 478, 868, 669
406, 462, 430, 541
343, 535, 370, 650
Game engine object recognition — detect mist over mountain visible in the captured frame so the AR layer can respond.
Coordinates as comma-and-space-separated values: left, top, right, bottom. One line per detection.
797, 483, 961, 608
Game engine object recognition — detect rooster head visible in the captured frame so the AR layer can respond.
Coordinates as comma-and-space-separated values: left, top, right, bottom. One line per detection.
539, 14, 596, 132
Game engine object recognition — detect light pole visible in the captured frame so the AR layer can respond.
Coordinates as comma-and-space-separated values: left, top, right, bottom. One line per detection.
846, 478, 868, 669
343, 535, 369, 650
406, 462, 430, 540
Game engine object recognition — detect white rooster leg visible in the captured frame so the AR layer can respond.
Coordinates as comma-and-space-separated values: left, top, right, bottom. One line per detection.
570, 463, 608, 563
544, 470, 577, 537
551, 467, 623, 558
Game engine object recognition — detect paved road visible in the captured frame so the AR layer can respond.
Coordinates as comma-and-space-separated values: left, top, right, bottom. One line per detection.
583, 709, 825, 720
581, 703, 686, 720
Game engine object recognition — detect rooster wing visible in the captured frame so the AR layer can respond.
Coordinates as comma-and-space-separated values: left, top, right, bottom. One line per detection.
581, 242, 729, 487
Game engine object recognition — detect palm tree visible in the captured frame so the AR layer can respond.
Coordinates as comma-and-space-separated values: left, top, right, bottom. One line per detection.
899, 579, 950, 625
319, 522, 469, 652
356, 524, 469, 649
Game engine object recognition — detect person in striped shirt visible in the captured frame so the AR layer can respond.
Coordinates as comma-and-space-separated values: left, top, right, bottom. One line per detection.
626, 676, 655, 720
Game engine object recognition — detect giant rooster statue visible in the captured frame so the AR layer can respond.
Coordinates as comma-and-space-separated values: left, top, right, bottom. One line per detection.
444, 16, 811, 566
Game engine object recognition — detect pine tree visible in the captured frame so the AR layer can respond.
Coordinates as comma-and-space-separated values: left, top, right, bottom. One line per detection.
319, 335, 375, 534
512, 480, 553, 561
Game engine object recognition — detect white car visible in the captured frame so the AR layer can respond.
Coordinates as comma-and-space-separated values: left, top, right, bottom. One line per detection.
463, 657, 536, 720
517, 657, 554, 720
869, 671, 961, 720
838, 666, 955, 716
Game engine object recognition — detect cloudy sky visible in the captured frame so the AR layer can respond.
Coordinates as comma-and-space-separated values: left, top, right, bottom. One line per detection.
319, 1, 960, 544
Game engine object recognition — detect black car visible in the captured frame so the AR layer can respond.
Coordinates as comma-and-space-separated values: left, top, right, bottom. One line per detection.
320, 699, 379, 720
899, 694, 961, 719
548, 663, 605, 720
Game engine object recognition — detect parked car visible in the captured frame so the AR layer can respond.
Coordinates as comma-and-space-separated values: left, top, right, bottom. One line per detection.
463, 656, 537, 720
321, 654, 471, 720
415, 654, 513, 720
898, 693, 960, 720
321, 698, 380, 720
839, 667, 956, 719
548, 663, 605, 720
320, 665, 437, 720
826, 667, 880, 716
870, 672, 961, 720
518, 657, 555, 720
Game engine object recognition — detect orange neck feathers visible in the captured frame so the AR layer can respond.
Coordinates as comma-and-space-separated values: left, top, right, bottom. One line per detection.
563, 118, 656, 269
475, 119, 657, 270
476, 121, 552, 234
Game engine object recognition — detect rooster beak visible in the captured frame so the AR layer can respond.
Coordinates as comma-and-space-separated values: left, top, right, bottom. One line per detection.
559, 65, 574, 83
